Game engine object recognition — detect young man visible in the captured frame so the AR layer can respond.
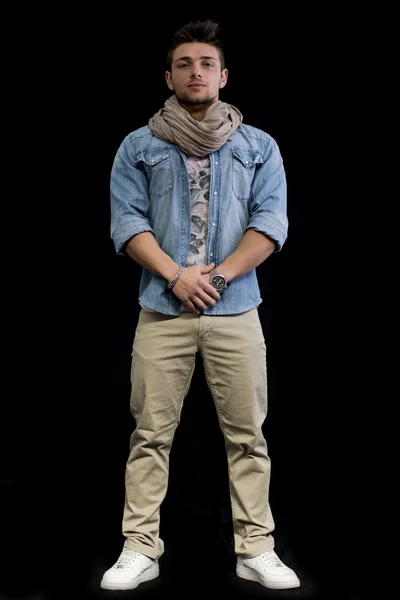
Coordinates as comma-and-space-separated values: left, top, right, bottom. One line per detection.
100, 19, 300, 591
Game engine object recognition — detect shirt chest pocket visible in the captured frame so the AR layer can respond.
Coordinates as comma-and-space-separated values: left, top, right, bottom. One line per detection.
231, 147, 263, 201
138, 148, 173, 198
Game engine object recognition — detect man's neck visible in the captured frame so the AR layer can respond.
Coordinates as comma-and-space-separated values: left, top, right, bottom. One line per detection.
178, 99, 217, 121
187, 108, 206, 121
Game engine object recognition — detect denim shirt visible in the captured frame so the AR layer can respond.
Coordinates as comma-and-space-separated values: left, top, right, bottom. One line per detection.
110, 123, 288, 315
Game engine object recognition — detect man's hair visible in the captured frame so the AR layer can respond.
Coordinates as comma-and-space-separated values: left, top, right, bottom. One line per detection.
166, 20, 225, 72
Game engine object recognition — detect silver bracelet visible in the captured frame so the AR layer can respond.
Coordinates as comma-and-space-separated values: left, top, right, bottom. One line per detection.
167, 266, 185, 290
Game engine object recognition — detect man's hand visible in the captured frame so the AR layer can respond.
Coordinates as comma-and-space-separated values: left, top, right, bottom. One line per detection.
172, 262, 220, 313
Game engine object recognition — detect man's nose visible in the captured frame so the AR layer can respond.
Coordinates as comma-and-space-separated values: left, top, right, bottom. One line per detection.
190, 67, 202, 78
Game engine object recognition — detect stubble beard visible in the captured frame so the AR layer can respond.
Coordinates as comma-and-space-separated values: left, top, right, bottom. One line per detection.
178, 89, 217, 106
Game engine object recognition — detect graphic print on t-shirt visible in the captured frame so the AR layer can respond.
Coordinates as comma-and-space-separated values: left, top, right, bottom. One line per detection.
186, 156, 210, 266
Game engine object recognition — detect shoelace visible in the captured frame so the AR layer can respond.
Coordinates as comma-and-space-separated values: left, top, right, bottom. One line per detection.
115, 548, 141, 569
258, 551, 284, 568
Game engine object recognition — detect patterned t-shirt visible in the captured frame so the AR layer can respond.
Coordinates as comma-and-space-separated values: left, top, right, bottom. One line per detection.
179, 155, 210, 313
186, 155, 210, 266
141, 155, 210, 313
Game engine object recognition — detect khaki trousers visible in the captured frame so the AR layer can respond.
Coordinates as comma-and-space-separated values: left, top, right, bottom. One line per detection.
122, 308, 275, 559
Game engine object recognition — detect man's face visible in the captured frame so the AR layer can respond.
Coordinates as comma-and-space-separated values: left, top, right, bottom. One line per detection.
166, 42, 228, 106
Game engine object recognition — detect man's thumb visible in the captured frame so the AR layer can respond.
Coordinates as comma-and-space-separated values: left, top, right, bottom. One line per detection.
200, 262, 215, 273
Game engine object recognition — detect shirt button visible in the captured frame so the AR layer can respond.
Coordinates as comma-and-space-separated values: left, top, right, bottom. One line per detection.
210, 252, 213, 257
212, 222, 216, 227
183, 191, 187, 195
213, 191, 217, 195
215, 161, 218, 165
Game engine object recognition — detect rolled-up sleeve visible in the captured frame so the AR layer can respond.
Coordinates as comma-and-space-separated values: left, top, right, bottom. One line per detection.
246, 136, 288, 252
110, 135, 154, 254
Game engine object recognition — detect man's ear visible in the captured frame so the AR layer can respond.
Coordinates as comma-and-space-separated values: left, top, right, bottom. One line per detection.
165, 71, 174, 91
220, 68, 228, 88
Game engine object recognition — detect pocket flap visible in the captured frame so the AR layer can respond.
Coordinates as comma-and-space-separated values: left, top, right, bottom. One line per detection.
138, 148, 170, 166
231, 147, 263, 167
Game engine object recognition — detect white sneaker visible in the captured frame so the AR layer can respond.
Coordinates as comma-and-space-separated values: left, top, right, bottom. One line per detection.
236, 549, 300, 590
100, 543, 159, 590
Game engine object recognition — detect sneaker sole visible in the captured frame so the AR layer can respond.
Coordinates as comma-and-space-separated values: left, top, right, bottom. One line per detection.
100, 563, 159, 590
236, 565, 300, 590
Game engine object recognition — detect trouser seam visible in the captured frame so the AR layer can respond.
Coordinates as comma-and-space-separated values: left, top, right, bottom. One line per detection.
165, 355, 196, 458
201, 359, 245, 537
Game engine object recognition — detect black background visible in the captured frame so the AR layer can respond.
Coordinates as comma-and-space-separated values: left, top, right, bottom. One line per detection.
1, 9, 349, 600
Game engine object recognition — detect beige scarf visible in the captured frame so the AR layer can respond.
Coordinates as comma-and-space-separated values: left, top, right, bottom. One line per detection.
148, 94, 243, 156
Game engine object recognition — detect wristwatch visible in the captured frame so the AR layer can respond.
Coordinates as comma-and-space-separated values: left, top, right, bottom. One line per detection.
209, 268, 228, 292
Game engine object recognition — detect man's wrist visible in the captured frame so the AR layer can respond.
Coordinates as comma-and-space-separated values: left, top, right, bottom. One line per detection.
213, 264, 232, 283
163, 262, 181, 283
209, 267, 228, 292
167, 265, 185, 290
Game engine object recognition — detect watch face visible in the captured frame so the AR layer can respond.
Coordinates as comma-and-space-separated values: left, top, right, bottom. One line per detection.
212, 275, 226, 291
